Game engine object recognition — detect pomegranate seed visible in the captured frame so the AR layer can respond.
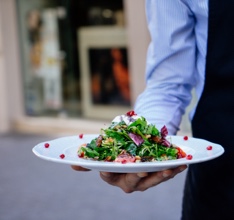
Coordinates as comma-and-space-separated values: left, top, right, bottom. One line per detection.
126, 110, 136, 117
78, 152, 84, 158
44, 143, 50, 148
60, 154, 65, 159
207, 146, 212, 150
79, 134, 84, 139
186, 154, 193, 160
121, 159, 127, 164
177, 153, 182, 159
183, 136, 188, 141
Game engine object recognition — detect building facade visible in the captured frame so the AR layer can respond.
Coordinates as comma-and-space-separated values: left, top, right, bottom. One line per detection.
0, 0, 151, 135
0, 0, 194, 136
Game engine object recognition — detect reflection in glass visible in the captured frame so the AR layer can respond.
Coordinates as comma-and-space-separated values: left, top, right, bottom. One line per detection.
89, 48, 130, 106
17, 0, 126, 119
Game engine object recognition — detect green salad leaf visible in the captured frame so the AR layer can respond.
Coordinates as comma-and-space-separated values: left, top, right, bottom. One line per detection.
78, 112, 185, 162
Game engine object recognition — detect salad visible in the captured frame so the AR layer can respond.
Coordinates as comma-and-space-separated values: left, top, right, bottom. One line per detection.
78, 111, 186, 163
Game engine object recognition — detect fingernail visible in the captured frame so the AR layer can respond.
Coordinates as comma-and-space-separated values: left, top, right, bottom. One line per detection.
137, 172, 148, 178
162, 172, 170, 178
100, 172, 111, 177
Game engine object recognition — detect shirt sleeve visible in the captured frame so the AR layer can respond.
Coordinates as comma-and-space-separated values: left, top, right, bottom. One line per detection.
134, 0, 197, 135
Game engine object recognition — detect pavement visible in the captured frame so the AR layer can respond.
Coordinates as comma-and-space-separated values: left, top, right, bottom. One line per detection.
0, 132, 187, 220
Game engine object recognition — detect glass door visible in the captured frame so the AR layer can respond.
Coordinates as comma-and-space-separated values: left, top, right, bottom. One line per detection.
16, 0, 129, 120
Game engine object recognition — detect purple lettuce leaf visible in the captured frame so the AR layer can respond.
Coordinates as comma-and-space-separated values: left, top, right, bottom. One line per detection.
160, 125, 171, 147
161, 125, 168, 138
161, 139, 171, 147
128, 133, 144, 146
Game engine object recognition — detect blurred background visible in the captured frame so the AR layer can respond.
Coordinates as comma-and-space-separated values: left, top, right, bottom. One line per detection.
0, 0, 194, 219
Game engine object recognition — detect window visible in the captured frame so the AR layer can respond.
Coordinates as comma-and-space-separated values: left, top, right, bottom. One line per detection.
16, 0, 129, 120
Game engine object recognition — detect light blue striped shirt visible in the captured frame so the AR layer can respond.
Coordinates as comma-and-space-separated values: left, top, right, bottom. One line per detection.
135, 0, 208, 134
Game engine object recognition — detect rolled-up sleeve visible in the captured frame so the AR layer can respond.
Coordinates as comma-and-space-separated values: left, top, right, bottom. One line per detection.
135, 0, 197, 134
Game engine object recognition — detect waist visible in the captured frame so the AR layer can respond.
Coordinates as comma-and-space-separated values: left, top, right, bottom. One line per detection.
205, 75, 234, 92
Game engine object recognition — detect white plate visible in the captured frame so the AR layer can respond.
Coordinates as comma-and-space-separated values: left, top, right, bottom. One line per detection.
32, 134, 224, 173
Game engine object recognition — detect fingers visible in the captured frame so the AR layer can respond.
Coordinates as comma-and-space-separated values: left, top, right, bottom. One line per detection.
71, 164, 187, 193
162, 165, 187, 179
99, 165, 187, 193
124, 173, 148, 192
99, 172, 120, 185
100, 172, 147, 193
71, 165, 90, 171
137, 165, 187, 191
137, 172, 148, 178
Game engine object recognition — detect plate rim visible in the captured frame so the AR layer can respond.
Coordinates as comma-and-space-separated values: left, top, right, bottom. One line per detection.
32, 134, 225, 172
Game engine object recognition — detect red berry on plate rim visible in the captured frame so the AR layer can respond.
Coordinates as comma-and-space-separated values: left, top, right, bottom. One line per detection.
183, 136, 188, 141
60, 154, 65, 159
79, 133, 84, 139
207, 146, 212, 150
44, 143, 50, 148
186, 154, 193, 160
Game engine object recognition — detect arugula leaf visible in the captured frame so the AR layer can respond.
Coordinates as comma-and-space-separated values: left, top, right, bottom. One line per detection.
128, 117, 147, 132
80, 147, 99, 158
128, 126, 145, 139
127, 117, 159, 136
146, 124, 159, 136
104, 129, 124, 141
87, 138, 97, 149
125, 142, 137, 156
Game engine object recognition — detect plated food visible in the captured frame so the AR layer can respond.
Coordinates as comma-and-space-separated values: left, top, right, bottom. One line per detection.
32, 111, 224, 172
78, 111, 187, 163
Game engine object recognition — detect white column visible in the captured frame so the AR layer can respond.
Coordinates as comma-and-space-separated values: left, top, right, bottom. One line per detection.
0, 0, 24, 133
0, 4, 10, 132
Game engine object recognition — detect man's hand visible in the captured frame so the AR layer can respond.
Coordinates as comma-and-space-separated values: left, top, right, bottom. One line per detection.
71, 165, 187, 193
99, 165, 187, 193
